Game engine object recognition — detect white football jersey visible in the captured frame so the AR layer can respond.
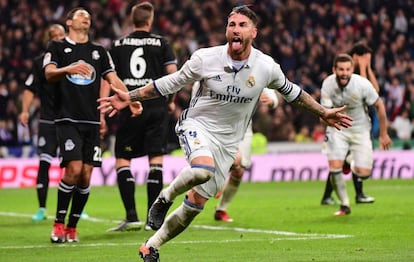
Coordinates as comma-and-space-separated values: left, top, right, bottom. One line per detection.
321, 73, 379, 132
155, 44, 301, 146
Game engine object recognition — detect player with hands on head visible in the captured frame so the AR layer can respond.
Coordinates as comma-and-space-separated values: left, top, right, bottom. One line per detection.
99, 5, 352, 261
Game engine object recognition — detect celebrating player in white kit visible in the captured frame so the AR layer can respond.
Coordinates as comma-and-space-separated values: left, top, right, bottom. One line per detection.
99, 5, 352, 261
321, 53, 391, 216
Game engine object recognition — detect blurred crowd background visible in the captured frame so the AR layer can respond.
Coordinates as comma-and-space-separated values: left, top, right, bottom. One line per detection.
1, 0, 414, 157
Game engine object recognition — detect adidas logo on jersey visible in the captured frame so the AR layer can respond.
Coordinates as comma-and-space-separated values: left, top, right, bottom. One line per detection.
212, 75, 222, 81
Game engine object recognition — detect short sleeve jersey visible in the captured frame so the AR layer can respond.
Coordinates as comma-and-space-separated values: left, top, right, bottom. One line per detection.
24, 54, 57, 122
43, 37, 114, 125
154, 44, 302, 146
109, 31, 176, 107
321, 73, 379, 132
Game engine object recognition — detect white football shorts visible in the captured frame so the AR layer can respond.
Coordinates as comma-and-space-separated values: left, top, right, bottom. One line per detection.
176, 119, 238, 198
322, 128, 373, 169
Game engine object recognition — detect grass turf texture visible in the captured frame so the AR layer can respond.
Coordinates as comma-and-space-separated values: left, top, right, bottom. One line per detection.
0, 179, 413, 261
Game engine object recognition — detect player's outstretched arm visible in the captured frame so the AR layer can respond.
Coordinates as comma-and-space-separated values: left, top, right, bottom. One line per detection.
293, 91, 352, 130
98, 82, 159, 117
97, 85, 131, 117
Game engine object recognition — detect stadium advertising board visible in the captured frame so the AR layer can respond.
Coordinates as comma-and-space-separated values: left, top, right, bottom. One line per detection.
0, 150, 413, 188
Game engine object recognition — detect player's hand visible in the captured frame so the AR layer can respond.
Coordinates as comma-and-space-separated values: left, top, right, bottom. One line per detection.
259, 92, 273, 107
19, 112, 29, 127
68, 60, 92, 78
167, 101, 176, 114
321, 105, 353, 130
97, 85, 131, 117
357, 54, 370, 71
129, 101, 143, 117
379, 133, 392, 150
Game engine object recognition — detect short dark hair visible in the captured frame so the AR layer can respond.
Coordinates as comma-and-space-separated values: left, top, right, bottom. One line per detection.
131, 2, 154, 28
228, 5, 258, 26
349, 41, 372, 56
66, 7, 87, 21
333, 53, 353, 68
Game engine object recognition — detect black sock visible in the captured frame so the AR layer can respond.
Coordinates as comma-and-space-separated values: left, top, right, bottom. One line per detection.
117, 167, 138, 221
55, 180, 74, 224
67, 186, 90, 228
322, 173, 333, 199
352, 173, 363, 196
37, 160, 50, 208
147, 164, 163, 214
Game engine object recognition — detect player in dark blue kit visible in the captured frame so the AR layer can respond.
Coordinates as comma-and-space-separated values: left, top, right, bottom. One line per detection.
43, 7, 142, 243
106, 2, 178, 232
20, 24, 66, 222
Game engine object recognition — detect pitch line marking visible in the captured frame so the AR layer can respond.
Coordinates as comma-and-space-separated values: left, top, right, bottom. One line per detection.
192, 225, 352, 239
0, 211, 353, 238
0, 236, 350, 250
0, 211, 352, 250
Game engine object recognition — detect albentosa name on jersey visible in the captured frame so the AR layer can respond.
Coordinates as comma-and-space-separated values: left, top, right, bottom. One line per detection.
114, 38, 161, 47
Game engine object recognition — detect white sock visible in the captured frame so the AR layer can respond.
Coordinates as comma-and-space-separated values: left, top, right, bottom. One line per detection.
330, 171, 350, 206
216, 175, 241, 211
147, 198, 202, 249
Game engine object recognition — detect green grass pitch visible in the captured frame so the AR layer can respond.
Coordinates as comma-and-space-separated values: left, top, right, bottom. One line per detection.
0, 179, 413, 261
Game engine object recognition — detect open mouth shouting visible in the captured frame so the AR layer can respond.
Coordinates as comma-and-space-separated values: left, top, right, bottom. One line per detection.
231, 37, 243, 52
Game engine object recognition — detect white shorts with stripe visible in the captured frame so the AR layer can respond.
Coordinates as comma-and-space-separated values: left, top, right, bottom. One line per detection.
176, 119, 238, 198
322, 127, 373, 169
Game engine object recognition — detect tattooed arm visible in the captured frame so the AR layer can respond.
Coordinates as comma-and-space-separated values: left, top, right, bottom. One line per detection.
97, 82, 160, 117
128, 83, 161, 102
292, 91, 352, 130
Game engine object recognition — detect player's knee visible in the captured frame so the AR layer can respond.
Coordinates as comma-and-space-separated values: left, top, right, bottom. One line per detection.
352, 167, 371, 180
191, 165, 214, 184
230, 164, 244, 179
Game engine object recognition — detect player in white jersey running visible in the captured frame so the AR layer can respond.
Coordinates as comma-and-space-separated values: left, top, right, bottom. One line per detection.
321, 53, 391, 216
99, 5, 352, 261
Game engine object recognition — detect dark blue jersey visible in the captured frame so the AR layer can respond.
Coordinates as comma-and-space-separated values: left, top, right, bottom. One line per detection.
109, 31, 176, 107
24, 54, 57, 122
44, 37, 114, 125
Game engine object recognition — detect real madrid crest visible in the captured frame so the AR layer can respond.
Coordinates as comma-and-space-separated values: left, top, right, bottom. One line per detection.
193, 138, 201, 145
246, 76, 255, 88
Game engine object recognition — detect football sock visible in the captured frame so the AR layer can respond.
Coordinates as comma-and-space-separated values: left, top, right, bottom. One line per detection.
147, 196, 202, 249
67, 185, 90, 228
117, 166, 138, 221
329, 170, 350, 206
352, 173, 363, 196
37, 160, 51, 208
322, 173, 333, 199
163, 165, 214, 202
55, 180, 74, 224
147, 164, 163, 214
216, 175, 241, 211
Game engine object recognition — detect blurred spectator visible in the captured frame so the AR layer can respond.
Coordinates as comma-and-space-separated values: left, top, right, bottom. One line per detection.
384, 76, 405, 121
0, 119, 13, 146
311, 123, 326, 142
295, 126, 312, 143
390, 108, 413, 140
